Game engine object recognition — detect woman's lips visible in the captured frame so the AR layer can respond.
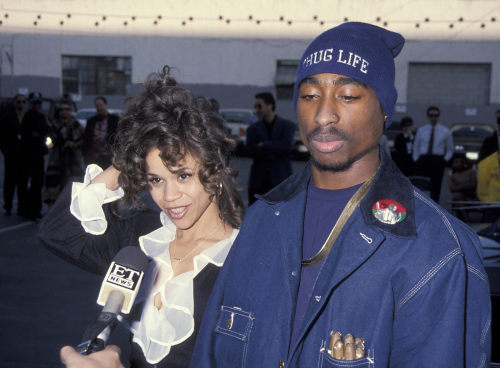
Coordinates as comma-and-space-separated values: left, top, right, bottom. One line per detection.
166, 206, 188, 219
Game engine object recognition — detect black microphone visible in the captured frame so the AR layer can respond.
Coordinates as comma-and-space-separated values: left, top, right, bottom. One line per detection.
76, 246, 149, 355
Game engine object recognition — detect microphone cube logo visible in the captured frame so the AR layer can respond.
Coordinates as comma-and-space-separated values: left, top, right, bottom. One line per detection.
107, 263, 142, 291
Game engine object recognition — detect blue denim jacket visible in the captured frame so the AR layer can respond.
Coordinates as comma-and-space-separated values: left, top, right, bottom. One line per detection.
191, 151, 491, 367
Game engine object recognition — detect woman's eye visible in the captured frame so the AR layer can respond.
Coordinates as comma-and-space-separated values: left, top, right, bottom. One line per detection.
148, 177, 163, 185
179, 173, 192, 180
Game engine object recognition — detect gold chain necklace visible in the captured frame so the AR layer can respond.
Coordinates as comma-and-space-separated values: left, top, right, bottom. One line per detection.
301, 170, 377, 267
171, 221, 223, 262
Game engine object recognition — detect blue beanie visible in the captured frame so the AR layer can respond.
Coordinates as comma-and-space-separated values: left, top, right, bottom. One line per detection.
293, 22, 405, 127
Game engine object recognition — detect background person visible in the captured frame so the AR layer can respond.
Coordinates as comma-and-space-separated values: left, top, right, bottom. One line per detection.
477, 150, 500, 221
412, 106, 453, 203
191, 22, 491, 367
246, 92, 296, 205
478, 109, 500, 162
19, 92, 50, 219
0, 94, 26, 216
82, 96, 120, 169
38, 66, 245, 367
392, 115, 415, 176
448, 153, 477, 222
44, 102, 84, 204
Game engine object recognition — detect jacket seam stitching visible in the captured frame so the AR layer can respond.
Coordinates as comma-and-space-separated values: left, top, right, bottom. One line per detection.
467, 264, 488, 283
414, 190, 462, 252
396, 248, 462, 310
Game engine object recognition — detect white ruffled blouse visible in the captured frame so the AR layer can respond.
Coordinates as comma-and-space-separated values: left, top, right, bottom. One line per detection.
70, 164, 239, 364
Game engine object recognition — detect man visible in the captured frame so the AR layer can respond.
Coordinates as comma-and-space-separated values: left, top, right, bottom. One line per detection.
82, 96, 119, 168
412, 106, 453, 202
0, 94, 26, 215
393, 115, 415, 176
19, 92, 50, 219
44, 102, 84, 203
191, 22, 491, 367
246, 92, 296, 205
478, 109, 500, 162
477, 149, 500, 221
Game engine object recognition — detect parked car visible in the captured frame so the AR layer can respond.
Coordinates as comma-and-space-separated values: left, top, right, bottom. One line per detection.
75, 108, 123, 128
219, 108, 257, 155
384, 121, 403, 154
451, 123, 495, 163
293, 129, 309, 160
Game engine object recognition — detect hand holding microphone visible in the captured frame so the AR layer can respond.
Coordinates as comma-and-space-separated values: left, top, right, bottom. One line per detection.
60, 345, 124, 368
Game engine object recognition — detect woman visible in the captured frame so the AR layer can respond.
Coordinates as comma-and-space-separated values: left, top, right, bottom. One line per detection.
38, 66, 245, 367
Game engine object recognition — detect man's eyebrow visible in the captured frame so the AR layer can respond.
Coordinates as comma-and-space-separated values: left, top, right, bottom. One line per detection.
333, 77, 366, 87
299, 76, 366, 88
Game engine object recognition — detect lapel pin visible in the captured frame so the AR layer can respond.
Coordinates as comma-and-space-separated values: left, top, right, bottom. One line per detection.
372, 199, 406, 225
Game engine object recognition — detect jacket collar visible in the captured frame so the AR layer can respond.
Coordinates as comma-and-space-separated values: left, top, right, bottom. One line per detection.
259, 148, 417, 238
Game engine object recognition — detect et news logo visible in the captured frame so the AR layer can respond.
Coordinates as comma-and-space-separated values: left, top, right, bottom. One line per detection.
106, 263, 141, 290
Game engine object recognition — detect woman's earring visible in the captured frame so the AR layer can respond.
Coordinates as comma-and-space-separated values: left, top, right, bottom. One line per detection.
384, 115, 387, 122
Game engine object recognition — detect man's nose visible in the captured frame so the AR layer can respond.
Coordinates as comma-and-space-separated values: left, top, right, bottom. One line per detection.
315, 99, 339, 126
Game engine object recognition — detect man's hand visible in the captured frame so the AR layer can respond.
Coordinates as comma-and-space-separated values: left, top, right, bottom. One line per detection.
60, 345, 124, 368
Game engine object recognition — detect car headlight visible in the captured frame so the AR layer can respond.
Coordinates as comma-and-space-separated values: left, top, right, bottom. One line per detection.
454, 144, 465, 152
465, 152, 479, 161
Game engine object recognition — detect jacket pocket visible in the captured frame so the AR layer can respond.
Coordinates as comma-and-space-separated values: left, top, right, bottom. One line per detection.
318, 340, 374, 368
214, 305, 255, 367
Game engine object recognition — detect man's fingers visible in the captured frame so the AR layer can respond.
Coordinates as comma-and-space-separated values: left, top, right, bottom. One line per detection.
60, 345, 78, 365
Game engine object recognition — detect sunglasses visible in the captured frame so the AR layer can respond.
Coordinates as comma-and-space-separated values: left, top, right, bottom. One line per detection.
16, 100, 26, 104
254, 104, 262, 109
428, 113, 439, 118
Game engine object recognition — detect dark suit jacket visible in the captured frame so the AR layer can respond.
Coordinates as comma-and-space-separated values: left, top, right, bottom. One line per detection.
82, 113, 120, 164
246, 115, 296, 190
0, 105, 23, 155
21, 108, 50, 157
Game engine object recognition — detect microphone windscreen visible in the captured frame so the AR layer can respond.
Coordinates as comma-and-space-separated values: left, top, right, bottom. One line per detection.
112, 246, 149, 272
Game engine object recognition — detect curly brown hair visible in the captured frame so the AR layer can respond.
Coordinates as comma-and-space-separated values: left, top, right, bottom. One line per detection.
112, 66, 244, 228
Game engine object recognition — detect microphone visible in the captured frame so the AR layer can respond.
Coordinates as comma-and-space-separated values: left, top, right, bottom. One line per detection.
76, 246, 149, 355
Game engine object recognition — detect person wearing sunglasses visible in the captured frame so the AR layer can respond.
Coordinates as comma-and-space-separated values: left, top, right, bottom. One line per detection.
412, 106, 453, 202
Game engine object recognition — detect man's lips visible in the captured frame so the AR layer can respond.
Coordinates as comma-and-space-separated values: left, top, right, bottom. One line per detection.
310, 134, 345, 153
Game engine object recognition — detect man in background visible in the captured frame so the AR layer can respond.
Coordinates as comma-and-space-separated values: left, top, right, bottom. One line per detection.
412, 106, 453, 202
0, 94, 26, 216
246, 92, 296, 205
20, 92, 50, 219
82, 96, 119, 169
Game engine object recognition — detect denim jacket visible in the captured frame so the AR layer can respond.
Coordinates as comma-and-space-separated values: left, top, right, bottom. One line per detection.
191, 151, 491, 367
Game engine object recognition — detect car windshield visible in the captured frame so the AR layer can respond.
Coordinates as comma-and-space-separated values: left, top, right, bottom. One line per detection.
452, 127, 493, 138
76, 110, 96, 120
220, 111, 252, 123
